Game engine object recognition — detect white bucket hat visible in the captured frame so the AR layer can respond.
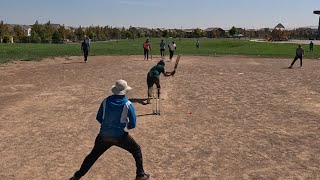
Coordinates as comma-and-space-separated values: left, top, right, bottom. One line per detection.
111, 79, 132, 95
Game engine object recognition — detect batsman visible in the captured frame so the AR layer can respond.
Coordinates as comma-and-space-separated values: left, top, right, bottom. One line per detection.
146, 59, 175, 104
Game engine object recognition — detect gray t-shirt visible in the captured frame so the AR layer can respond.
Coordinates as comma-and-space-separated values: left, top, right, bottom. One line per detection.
296, 47, 304, 56
160, 42, 166, 49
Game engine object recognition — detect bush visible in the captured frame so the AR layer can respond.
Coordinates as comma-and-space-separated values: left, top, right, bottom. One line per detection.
52, 31, 63, 44
31, 33, 41, 43
2, 36, 9, 43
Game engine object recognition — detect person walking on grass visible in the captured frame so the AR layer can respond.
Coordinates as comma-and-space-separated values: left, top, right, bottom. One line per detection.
310, 41, 314, 52
70, 80, 150, 180
146, 60, 175, 104
289, 44, 304, 69
143, 39, 151, 60
160, 39, 166, 58
168, 41, 177, 61
196, 39, 200, 48
81, 37, 90, 63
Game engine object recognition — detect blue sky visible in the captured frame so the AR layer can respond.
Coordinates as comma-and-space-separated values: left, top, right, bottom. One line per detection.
1, 0, 319, 29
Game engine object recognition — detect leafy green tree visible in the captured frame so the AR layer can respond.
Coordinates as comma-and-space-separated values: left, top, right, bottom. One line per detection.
31, 32, 41, 43
193, 28, 202, 38
112, 28, 120, 39
57, 25, 67, 41
128, 26, 137, 39
162, 30, 168, 38
0, 20, 10, 39
44, 21, 55, 43
31, 21, 46, 42
75, 26, 85, 41
13, 25, 25, 42
52, 30, 62, 43
229, 26, 237, 37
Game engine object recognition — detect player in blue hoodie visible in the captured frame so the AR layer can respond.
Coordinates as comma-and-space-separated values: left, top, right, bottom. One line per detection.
70, 80, 149, 180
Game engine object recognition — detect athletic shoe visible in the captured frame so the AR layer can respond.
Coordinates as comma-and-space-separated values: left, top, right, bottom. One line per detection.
69, 176, 80, 180
136, 174, 150, 180
300, 66, 303, 68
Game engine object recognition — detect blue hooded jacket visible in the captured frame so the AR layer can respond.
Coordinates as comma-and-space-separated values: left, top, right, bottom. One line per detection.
96, 95, 136, 137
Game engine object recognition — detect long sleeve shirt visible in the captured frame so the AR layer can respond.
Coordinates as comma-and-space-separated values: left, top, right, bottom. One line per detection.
96, 95, 137, 137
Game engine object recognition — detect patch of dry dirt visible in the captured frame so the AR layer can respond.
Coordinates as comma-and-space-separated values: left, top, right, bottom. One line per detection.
0, 55, 320, 180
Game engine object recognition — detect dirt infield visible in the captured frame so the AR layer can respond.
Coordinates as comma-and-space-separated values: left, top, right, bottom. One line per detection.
1, 55, 320, 180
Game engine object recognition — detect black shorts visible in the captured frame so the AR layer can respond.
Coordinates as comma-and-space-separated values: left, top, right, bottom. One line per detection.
147, 76, 160, 89
160, 49, 165, 52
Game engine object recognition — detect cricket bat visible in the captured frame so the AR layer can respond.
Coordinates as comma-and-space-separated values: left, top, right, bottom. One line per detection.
174, 54, 182, 69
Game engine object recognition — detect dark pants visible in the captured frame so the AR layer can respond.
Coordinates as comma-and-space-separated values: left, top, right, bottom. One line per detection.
144, 49, 149, 60
73, 133, 145, 179
147, 76, 160, 98
290, 55, 303, 67
310, 47, 313, 51
160, 49, 165, 57
83, 50, 89, 62
169, 50, 174, 60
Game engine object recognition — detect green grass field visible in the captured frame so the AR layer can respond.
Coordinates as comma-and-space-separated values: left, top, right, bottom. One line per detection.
0, 38, 319, 64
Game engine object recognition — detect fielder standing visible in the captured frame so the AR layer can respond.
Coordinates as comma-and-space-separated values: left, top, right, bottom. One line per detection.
81, 37, 90, 63
70, 80, 150, 180
289, 44, 304, 69
160, 39, 166, 58
168, 41, 177, 61
309, 41, 314, 52
143, 39, 151, 60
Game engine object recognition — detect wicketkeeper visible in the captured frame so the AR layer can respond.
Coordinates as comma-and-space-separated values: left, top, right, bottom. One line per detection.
70, 80, 150, 180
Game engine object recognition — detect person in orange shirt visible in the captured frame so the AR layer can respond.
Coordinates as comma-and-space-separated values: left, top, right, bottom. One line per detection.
143, 39, 151, 60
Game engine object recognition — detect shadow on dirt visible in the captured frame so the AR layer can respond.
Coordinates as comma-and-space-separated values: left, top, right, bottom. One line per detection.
137, 113, 156, 117
62, 62, 85, 64
129, 98, 148, 105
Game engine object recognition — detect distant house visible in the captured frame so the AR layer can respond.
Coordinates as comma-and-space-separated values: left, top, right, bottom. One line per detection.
135, 27, 149, 33
50, 24, 61, 29
205, 27, 225, 38
4, 24, 31, 43
274, 23, 285, 30
257, 28, 272, 39
134, 27, 150, 37
21, 25, 32, 36
270, 23, 288, 41
235, 28, 246, 37
244, 29, 256, 39
184, 29, 195, 38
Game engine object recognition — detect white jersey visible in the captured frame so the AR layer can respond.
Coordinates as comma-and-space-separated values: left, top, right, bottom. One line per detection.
169, 43, 176, 51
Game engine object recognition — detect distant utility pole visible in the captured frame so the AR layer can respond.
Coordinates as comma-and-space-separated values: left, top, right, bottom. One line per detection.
180, 26, 182, 41
314, 11, 320, 40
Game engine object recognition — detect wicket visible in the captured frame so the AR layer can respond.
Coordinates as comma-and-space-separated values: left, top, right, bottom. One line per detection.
152, 88, 160, 115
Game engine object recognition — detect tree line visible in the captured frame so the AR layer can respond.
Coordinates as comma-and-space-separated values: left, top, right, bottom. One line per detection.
0, 20, 188, 43
0, 20, 318, 43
